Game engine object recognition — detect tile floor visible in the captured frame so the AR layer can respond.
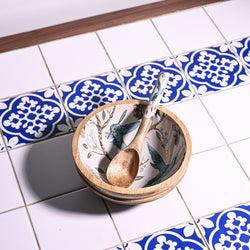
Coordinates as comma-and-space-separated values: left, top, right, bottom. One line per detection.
0, 0, 250, 249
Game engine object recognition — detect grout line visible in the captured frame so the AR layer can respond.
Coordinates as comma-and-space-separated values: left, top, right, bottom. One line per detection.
191, 143, 226, 156
198, 96, 250, 180
228, 136, 250, 145
0, 133, 41, 249
227, 144, 250, 181
0, 205, 26, 215
0, 69, 121, 103
0, 9, 249, 249
37, 45, 75, 131
151, 15, 250, 180
103, 244, 125, 250
102, 199, 126, 250
151, 15, 250, 244
121, 218, 194, 246
201, 6, 227, 44
102, 196, 250, 249
26, 186, 89, 207
95, 31, 132, 100
150, 18, 201, 99
0, 84, 55, 102
24, 207, 42, 249
176, 188, 211, 250
202, 7, 250, 77
3, 130, 75, 152
194, 200, 250, 221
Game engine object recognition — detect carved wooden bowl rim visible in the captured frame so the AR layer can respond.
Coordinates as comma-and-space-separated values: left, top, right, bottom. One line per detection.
72, 100, 192, 197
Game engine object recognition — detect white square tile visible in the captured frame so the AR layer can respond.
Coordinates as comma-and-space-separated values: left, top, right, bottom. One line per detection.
230, 138, 250, 178
201, 84, 250, 143
40, 33, 113, 84
98, 20, 171, 69
152, 7, 224, 55
178, 146, 250, 218
0, 208, 38, 250
0, 152, 24, 213
9, 134, 86, 204
167, 99, 225, 154
205, 0, 250, 40
0, 46, 53, 99
106, 189, 191, 242
28, 188, 120, 250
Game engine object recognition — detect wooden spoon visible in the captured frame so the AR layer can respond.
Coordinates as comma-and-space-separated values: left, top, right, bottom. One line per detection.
106, 72, 170, 187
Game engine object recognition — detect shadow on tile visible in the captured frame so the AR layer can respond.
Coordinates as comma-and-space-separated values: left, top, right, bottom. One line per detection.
23, 134, 133, 214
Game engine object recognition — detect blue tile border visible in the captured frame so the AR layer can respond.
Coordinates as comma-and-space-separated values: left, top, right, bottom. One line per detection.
114, 203, 250, 250
177, 43, 250, 96
0, 88, 71, 149
59, 72, 129, 128
118, 57, 196, 105
0, 131, 5, 152
231, 36, 250, 70
119, 221, 206, 249
198, 203, 250, 250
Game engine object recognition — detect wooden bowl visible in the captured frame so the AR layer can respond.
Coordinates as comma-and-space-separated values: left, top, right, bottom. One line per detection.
72, 100, 191, 201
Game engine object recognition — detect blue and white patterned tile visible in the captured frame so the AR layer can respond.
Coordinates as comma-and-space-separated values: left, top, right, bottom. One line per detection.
177, 43, 250, 95
197, 203, 250, 250
59, 72, 129, 128
0, 131, 5, 151
0, 88, 71, 149
118, 58, 196, 105
231, 36, 250, 71
119, 221, 206, 250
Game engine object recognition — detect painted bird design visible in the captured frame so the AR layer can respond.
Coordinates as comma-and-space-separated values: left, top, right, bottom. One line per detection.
145, 142, 178, 187
105, 110, 140, 150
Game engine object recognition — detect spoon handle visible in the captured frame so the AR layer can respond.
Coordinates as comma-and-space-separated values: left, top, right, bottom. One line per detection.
143, 72, 170, 120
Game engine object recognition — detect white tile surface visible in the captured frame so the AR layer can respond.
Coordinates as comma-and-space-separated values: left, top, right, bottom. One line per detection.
0, 208, 38, 250
178, 146, 250, 218
98, 20, 171, 69
167, 99, 225, 154
0, 46, 53, 99
28, 188, 120, 250
152, 7, 224, 55
205, 0, 250, 40
9, 134, 86, 204
0, 152, 24, 213
201, 84, 250, 143
230, 138, 250, 178
40, 33, 113, 84
107, 189, 191, 242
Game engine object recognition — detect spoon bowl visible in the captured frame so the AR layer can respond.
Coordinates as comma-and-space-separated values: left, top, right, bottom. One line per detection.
106, 148, 139, 187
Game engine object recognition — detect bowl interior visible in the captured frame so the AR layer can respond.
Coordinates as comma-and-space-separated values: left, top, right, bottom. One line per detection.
76, 101, 187, 189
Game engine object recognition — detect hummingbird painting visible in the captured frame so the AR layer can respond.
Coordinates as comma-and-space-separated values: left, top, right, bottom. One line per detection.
105, 110, 140, 150
145, 142, 178, 187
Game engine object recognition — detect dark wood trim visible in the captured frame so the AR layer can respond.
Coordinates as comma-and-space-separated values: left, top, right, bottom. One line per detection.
0, 0, 224, 53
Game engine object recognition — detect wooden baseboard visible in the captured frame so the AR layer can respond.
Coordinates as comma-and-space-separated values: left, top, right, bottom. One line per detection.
0, 0, 224, 53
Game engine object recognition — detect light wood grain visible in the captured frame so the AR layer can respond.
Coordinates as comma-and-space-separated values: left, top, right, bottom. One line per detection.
0, 0, 225, 53
72, 100, 192, 200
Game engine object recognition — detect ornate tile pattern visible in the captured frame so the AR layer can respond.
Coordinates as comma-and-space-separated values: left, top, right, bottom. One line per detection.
119, 221, 206, 249
114, 203, 250, 250
0, 88, 71, 149
198, 203, 250, 250
177, 43, 250, 95
118, 58, 196, 104
0, 131, 5, 151
59, 72, 129, 128
231, 36, 250, 70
